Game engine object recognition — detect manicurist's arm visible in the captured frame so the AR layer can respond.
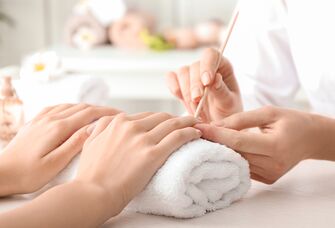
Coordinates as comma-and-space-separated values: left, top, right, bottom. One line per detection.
196, 106, 335, 184
0, 112, 201, 227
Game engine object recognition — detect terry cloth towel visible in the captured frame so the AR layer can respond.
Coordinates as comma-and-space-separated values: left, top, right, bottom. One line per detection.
47, 139, 250, 218
127, 139, 251, 218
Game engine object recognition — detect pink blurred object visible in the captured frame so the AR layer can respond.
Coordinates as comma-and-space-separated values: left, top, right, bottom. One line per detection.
195, 20, 225, 45
108, 11, 155, 49
164, 28, 199, 49
163, 19, 225, 50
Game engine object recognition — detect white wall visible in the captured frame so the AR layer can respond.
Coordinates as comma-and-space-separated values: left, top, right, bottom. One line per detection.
0, 0, 237, 67
0, 0, 47, 67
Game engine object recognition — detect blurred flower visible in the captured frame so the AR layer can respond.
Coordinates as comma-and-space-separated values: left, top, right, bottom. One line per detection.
72, 26, 97, 50
20, 52, 62, 81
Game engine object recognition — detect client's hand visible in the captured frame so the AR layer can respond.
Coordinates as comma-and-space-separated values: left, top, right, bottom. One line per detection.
195, 106, 335, 184
166, 48, 242, 122
75, 112, 201, 216
0, 104, 120, 196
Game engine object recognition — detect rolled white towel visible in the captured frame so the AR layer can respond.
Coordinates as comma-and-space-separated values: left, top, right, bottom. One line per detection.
46, 139, 250, 218
128, 139, 251, 218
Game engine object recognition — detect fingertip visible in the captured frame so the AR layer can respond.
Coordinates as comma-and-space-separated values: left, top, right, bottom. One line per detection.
166, 71, 183, 99
201, 72, 212, 86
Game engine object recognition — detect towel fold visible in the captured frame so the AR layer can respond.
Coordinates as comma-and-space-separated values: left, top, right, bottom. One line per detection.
127, 139, 251, 218
48, 139, 250, 218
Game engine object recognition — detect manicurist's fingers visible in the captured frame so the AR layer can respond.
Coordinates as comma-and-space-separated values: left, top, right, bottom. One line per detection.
195, 124, 272, 155
213, 106, 279, 130
166, 71, 183, 100
189, 62, 203, 102
208, 73, 232, 101
200, 48, 221, 86
176, 66, 195, 114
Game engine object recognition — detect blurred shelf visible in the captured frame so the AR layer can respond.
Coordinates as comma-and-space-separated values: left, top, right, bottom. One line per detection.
51, 45, 204, 74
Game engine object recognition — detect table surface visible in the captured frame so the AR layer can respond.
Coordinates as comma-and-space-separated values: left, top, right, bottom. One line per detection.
1, 159, 334, 228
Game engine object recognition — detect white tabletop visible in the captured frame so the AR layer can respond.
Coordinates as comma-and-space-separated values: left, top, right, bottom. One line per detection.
1, 159, 334, 228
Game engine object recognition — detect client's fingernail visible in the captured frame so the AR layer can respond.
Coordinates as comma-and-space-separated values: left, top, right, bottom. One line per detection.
201, 72, 211, 86
191, 87, 202, 100
196, 129, 202, 136
86, 123, 96, 135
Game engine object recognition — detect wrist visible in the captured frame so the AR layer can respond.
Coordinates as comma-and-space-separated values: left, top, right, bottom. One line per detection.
0, 150, 24, 197
71, 179, 125, 217
309, 114, 335, 161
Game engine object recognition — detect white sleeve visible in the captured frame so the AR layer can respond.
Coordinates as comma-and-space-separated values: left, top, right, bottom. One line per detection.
225, 0, 300, 110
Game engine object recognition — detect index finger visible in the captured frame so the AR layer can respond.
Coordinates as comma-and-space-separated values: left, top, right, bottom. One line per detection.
200, 48, 221, 86
195, 124, 272, 155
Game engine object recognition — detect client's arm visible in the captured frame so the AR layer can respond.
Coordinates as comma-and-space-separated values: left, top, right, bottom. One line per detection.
0, 113, 201, 227
0, 104, 120, 197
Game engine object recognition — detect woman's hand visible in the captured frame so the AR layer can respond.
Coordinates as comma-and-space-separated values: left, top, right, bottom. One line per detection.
166, 48, 242, 122
195, 106, 335, 184
75, 112, 202, 216
0, 104, 120, 196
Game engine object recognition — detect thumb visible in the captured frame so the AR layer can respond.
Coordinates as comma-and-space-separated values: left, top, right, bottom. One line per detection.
209, 73, 232, 98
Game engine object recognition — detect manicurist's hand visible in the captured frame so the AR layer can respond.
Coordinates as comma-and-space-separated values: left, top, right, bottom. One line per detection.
166, 48, 242, 122
75, 112, 202, 215
195, 106, 335, 184
0, 103, 120, 196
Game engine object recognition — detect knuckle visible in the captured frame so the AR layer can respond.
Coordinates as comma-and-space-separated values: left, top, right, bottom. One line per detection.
99, 116, 113, 123
169, 118, 183, 129
143, 147, 158, 161
114, 113, 127, 122
52, 120, 68, 133
173, 129, 187, 141
262, 106, 278, 118
84, 106, 96, 115
42, 115, 57, 123
126, 121, 142, 131
158, 112, 173, 120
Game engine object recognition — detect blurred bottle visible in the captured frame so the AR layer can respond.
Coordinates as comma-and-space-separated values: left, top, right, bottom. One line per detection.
0, 76, 24, 144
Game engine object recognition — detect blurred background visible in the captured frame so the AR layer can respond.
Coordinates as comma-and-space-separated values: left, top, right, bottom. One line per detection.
0, 0, 237, 120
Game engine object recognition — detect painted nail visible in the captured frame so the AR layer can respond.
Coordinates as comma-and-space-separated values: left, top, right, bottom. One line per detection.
201, 72, 211, 86
191, 87, 202, 100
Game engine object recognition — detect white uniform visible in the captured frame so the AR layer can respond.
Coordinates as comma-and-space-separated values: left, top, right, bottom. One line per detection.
226, 0, 335, 116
